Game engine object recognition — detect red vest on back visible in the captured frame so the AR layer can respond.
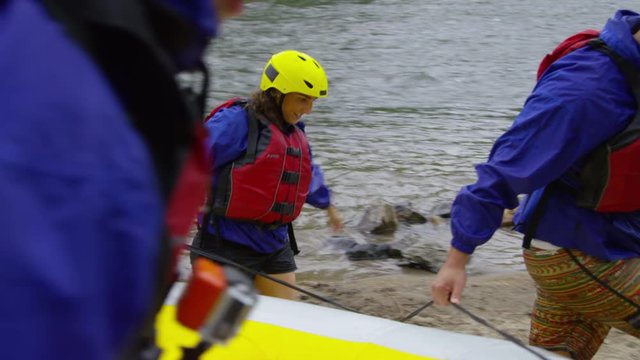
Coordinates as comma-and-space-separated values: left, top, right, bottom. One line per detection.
209, 99, 312, 224
537, 29, 600, 80
537, 31, 640, 212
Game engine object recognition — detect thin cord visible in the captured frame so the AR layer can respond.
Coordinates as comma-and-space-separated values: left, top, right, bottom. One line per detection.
188, 245, 361, 313
453, 303, 550, 360
398, 301, 433, 322
400, 300, 549, 359
566, 249, 640, 311
189, 245, 551, 359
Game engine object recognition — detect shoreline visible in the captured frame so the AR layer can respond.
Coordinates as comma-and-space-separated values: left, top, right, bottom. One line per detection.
297, 269, 638, 360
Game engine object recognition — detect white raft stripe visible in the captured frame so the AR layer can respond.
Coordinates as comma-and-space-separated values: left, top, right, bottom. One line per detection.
165, 282, 563, 360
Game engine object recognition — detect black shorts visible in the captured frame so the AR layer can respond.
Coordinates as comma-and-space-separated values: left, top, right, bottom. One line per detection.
191, 229, 297, 278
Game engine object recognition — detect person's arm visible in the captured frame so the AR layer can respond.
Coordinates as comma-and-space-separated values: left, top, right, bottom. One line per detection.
199, 105, 247, 225
204, 105, 248, 171
299, 122, 344, 231
431, 247, 470, 305
434, 49, 633, 305
305, 162, 344, 231
451, 51, 632, 255
325, 204, 344, 232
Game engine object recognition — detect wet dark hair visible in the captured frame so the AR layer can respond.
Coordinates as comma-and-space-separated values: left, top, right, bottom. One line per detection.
248, 88, 287, 130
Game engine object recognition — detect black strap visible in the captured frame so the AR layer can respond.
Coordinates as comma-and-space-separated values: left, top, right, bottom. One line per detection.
522, 186, 554, 249
565, 249, 640, 328
524, 40, 640, 246
209, 102, 257, 213
212, 166, 232, 215
272, 202, 295, 216
209, 100, 251, 217
286, 147, 302, 157
281, 171, 301, 184
245, 108, 260, 163
181, 341, 211, 360
589, 39, 640, 148
287, 223, 300, 255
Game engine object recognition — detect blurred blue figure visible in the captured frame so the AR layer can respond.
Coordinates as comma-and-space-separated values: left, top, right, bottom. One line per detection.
0, 0, 242, 359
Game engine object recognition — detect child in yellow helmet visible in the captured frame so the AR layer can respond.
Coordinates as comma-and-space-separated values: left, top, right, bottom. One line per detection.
192, 50, 343, 300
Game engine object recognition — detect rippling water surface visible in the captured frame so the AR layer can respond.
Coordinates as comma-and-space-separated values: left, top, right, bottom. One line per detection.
204, 0, 639, 280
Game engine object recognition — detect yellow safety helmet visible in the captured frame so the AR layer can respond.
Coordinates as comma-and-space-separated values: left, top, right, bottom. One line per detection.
260, 50, 328, 98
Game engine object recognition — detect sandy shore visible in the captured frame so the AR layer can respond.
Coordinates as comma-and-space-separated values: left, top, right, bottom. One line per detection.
297, 269, 639, 360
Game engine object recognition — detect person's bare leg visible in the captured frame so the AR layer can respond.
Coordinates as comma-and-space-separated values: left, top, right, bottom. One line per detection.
254, 272, 297, 300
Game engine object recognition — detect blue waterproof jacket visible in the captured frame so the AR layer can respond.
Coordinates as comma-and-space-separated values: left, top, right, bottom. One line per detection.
451, 10, 640, 261
203, 104, 333, 254
0, 0, 217, 359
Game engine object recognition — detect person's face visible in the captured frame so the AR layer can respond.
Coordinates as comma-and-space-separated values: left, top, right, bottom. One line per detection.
281, 92, 317, 125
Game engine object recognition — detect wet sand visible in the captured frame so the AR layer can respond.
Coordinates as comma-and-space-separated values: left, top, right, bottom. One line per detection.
297, 269, 639, 360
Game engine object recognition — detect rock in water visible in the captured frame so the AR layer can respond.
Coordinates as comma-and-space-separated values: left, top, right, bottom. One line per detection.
346, 244, 403, 261
357, 200, 398, 235
394, 203, 428, 224
397, 254, 437, 273
326, 234, 360, 250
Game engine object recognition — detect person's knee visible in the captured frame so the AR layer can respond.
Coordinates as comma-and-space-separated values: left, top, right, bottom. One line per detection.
255, 273, 297, 300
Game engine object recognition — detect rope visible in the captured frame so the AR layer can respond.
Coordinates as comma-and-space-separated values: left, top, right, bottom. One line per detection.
398, 301, 433, 322
188, 245, 550, 359
399, 300, 549, 358
566, 249, 640, 311
452, 303, 550, 360
188, 245, 360, 313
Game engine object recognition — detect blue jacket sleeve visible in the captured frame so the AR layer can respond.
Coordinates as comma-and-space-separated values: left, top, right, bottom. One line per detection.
306, 161, 332, 209
451, 48, 635, 254
204, 105, 248, 171
297, 122, 332, 209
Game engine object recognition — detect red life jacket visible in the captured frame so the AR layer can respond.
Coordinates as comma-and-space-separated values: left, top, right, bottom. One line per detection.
209, 99, 313, 225
536, 29, 600, 81
537, 31, 640, 212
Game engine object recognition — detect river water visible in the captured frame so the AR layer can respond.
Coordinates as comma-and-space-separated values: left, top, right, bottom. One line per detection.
203, 0, 639, 281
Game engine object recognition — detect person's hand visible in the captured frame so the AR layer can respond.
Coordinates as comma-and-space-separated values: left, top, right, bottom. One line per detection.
326, 205, 344, 232
431, 247, 470, 305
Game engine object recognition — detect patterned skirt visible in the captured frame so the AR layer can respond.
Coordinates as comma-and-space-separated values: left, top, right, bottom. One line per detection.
523, 247, 640, 360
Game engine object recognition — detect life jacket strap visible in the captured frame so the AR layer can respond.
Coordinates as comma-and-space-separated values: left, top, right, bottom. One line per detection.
286, 147, 302, 157
588, 40, 640, 147
272, 202, 295, 216
522, 185, 555, 249
281, 171, 301, 184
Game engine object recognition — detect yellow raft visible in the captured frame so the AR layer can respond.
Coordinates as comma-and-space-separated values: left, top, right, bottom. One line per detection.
155, 283, 561, 360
